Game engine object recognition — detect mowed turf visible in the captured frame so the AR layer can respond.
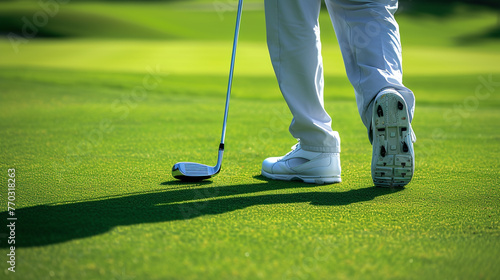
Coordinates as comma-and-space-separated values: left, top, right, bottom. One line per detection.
0, 1, 499, 279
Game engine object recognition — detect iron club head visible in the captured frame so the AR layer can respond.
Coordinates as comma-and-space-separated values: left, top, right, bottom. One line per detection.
172, 162, 220, 181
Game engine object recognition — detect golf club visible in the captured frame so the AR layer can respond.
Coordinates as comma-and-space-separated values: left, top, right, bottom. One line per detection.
172, 0, 243, 181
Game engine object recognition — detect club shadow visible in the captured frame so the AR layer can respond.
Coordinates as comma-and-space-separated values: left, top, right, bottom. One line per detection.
0, 181, 402, 248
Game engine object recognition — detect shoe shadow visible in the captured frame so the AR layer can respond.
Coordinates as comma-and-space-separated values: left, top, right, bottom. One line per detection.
0, 179, 402, 248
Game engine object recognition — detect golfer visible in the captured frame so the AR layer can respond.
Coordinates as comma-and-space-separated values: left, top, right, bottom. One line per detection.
261, 0, 416, 187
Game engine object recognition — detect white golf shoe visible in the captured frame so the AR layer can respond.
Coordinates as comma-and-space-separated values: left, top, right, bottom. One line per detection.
261, 144, 341, 184
371, 89, 416, 187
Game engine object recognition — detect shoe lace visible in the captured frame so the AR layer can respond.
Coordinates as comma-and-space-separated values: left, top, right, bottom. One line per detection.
279, 143, 301, 161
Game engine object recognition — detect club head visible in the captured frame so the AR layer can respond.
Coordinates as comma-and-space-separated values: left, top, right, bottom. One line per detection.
172, 162, 220, 181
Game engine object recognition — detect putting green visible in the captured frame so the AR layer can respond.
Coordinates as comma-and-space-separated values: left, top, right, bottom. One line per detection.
0, 1, 499, 279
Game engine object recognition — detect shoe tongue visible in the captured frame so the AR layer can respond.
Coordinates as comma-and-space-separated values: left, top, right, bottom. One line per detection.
283, 143, 300, 158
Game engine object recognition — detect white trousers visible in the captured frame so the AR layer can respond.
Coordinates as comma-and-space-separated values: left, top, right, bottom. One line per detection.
265, 0, 415, 153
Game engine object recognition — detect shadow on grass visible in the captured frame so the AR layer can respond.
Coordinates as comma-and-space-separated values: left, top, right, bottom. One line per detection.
0, 178, 402, 248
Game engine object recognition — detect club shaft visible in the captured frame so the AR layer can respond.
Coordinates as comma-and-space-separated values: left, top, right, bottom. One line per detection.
214, 0, 243, 171
220, 0, 243, 146
173, 1, 243, 179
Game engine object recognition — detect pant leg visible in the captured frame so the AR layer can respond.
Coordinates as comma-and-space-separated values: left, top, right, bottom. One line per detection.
264, 0, 341, 153
324, 0, 415, 140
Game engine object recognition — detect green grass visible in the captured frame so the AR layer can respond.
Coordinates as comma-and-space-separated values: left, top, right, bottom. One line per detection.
1, 1, 499, 279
